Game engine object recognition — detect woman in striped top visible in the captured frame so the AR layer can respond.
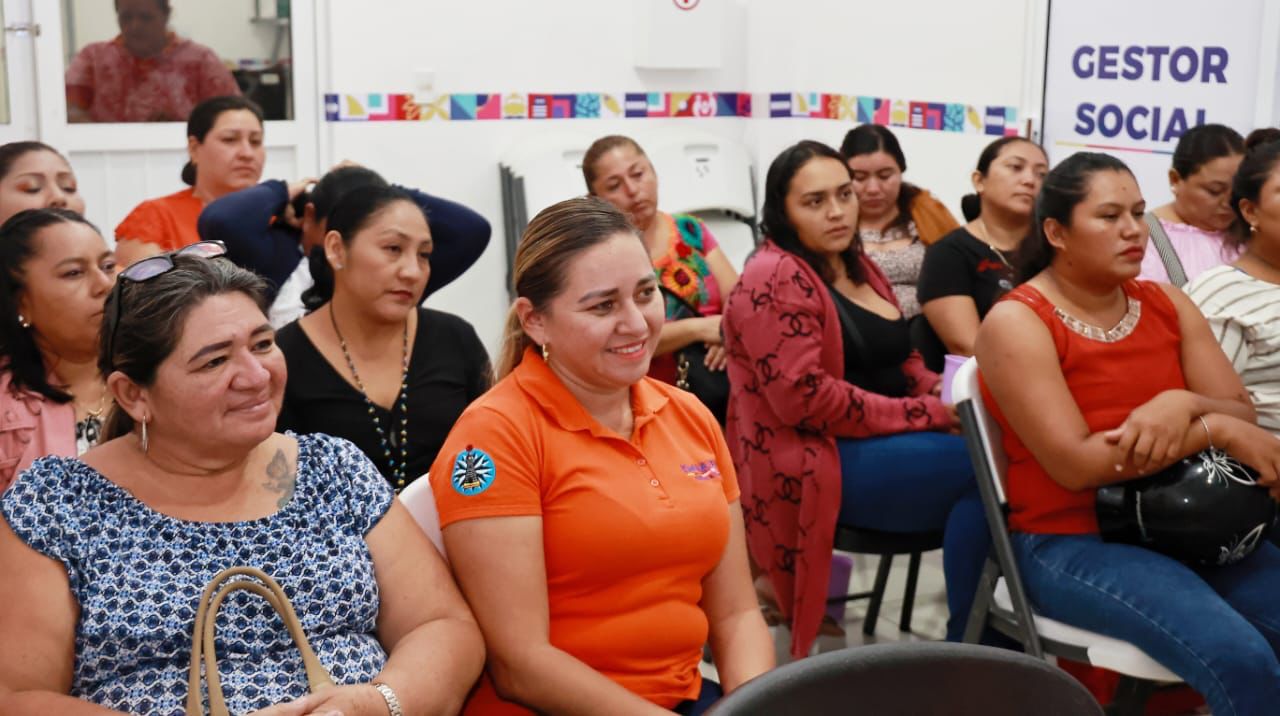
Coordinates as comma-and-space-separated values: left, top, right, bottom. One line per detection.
1188, 139, 1280, 435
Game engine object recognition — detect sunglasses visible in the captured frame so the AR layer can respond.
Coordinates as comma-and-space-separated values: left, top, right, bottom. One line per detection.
104, 241, 228, 370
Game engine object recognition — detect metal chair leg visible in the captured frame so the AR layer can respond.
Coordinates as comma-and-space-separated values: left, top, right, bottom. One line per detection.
899, 551, 922, 632
863, 554, 893, 636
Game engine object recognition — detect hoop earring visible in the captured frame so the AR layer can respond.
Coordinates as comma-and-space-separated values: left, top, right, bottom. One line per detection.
140, 414, 149, 454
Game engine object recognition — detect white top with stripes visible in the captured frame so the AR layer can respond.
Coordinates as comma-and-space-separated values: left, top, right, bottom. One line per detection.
1187, 264, 1280, 436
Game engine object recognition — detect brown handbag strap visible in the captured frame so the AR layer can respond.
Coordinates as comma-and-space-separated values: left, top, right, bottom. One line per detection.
186, 566, 335, 716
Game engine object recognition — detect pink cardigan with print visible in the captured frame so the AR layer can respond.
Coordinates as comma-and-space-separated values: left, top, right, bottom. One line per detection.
722, 241, 949, 657
0, 369, 76, 492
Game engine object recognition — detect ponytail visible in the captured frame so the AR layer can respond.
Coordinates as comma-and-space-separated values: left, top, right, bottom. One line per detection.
496, 305, 536, 379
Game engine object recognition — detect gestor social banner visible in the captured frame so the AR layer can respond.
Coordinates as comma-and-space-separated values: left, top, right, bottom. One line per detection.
1042, 0, 1268, 205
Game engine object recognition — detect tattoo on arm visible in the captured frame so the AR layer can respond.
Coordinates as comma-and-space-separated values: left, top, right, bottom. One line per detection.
264, 449, 297, 509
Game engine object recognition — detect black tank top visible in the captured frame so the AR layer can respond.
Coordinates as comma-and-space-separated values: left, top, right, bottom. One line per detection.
827, 286, 912, 397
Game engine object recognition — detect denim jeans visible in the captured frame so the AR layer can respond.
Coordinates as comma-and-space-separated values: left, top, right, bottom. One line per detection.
1012, 532, 1280, 716
673, 678, 722, 715
837, 432, 988, 641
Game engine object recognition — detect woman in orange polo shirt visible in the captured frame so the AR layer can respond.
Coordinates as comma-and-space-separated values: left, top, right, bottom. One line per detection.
114, 95, 264, 267
430, 196, 773, 715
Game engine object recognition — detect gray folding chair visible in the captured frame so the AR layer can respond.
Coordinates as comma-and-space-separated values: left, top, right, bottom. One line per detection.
953, 358, 1183, 715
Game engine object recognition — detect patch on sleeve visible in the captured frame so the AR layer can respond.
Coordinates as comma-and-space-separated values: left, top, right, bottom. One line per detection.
451, 445, 496, 496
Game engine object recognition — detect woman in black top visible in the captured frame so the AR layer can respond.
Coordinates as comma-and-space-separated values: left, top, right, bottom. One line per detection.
916, 137, 1048, 370
276, 185, 490, 491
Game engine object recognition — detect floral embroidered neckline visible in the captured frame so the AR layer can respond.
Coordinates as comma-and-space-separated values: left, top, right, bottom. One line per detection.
1053, 296, 1142, 343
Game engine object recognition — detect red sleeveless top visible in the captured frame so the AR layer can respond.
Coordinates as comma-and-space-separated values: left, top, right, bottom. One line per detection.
979, 281, 1186, 534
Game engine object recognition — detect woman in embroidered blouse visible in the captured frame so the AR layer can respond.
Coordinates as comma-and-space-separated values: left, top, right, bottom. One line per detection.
977, 150, 1280, 716
0, 249, 483, 715
0, 209, 116, 492
1188, 137, 1280, 436
65, 0, 240, 124
722, 140, 986, 657
1140, 124, 1244, 286
0, 142, 86, 225
840, 124, 959, 319
115, 95, 265, 268
583, 135, 739, 388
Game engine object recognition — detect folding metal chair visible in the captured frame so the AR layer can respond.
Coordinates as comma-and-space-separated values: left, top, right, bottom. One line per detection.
952, 358, 1183, 715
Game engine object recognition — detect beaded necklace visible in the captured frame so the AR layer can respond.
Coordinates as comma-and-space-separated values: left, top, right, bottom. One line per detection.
329, 304, 411, 491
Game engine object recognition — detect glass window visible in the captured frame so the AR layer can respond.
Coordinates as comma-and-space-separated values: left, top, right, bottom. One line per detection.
61, 0, 293, 123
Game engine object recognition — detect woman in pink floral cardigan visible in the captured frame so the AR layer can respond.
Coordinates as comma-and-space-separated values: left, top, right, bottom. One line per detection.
723, 141, 987, 657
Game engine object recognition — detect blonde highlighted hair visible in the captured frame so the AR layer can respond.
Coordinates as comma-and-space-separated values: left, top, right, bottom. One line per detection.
496, 196, 639, 378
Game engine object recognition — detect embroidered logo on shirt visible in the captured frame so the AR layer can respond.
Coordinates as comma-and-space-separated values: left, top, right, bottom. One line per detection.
451, 446, 496, 496
682, 459, 721, 481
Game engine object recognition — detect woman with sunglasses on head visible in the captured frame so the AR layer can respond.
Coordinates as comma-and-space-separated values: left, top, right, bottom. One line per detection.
0, 142, 86, 225
275, 185, 491, 493
0, 209, 116, 492
0, 243, 484, 715
915, 137, 1048, 369
114, 95, 265, 268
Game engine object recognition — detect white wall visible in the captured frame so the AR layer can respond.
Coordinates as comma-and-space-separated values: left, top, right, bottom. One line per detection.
319, 0, 1037, 356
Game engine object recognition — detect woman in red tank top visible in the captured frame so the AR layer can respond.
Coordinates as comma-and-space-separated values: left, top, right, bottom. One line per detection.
976, 152, 1280, 716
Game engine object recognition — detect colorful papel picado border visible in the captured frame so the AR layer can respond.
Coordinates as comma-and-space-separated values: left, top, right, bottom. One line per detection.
324, 92, 751, 121
324, 91, 1020, 136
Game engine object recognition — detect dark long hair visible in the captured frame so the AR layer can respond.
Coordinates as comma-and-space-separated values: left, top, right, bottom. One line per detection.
0, 208, 102, 403
1170, 123, 1244, 180
1228, 140, 1280, 252
300, 184, 421, 309
761, 140, 865, 284
100, 255, 268, 440
181, 95, 264, 186
1017, 152, 1134, 282
839, 124, 921, 232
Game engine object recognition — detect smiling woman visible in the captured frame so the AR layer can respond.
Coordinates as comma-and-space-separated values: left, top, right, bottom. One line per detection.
431, 196, 773, 715
0, 250, 485, 714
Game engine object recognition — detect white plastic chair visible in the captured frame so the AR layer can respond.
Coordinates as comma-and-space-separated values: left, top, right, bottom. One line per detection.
952, 358, 1181, 714
398, 474, 447, 561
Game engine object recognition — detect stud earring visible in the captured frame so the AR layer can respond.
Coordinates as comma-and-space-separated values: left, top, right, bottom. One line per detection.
16, 314, 30, 328
541, 343, 550, 361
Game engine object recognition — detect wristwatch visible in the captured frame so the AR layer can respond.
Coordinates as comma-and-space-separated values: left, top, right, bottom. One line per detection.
372, 682, 403, 716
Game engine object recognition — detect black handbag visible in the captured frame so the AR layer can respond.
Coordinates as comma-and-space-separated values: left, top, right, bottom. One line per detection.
661, 287, 729, 423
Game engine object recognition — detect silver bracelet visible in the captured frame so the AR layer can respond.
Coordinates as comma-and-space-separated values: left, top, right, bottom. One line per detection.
372, 682, 403, 716
1199, 415, 1214, 450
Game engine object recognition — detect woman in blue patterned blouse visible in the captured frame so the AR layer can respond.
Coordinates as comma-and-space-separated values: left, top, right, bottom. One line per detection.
0, 248, 484, 715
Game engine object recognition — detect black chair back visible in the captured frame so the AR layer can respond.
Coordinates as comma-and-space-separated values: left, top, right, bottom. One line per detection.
706, 642, 1102, 716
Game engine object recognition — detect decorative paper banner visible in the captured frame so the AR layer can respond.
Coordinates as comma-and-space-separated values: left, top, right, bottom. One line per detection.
323, 91, 1017, 135
324, 92, 751, 122
767, 92, 1019, 136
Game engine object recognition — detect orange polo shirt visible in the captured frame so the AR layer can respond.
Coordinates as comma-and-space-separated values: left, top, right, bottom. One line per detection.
114, 187, 203, 252
430, 347, 740, 715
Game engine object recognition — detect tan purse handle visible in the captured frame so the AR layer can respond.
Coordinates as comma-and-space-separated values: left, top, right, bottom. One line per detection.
185, 566, 335, 716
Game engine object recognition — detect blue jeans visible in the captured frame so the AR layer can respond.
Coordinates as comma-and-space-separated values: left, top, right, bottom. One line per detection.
1013, 532, 1280, 716
673, 678, 722, 715
837, 432, 987, 641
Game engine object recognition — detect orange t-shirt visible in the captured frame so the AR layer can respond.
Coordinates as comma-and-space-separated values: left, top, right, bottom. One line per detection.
114, 187, 203, 252
980, 280, 1186, 534
430, 348, 741, 715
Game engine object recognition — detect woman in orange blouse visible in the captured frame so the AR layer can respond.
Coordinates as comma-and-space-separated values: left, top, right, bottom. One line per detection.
114, 95, 264, 267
